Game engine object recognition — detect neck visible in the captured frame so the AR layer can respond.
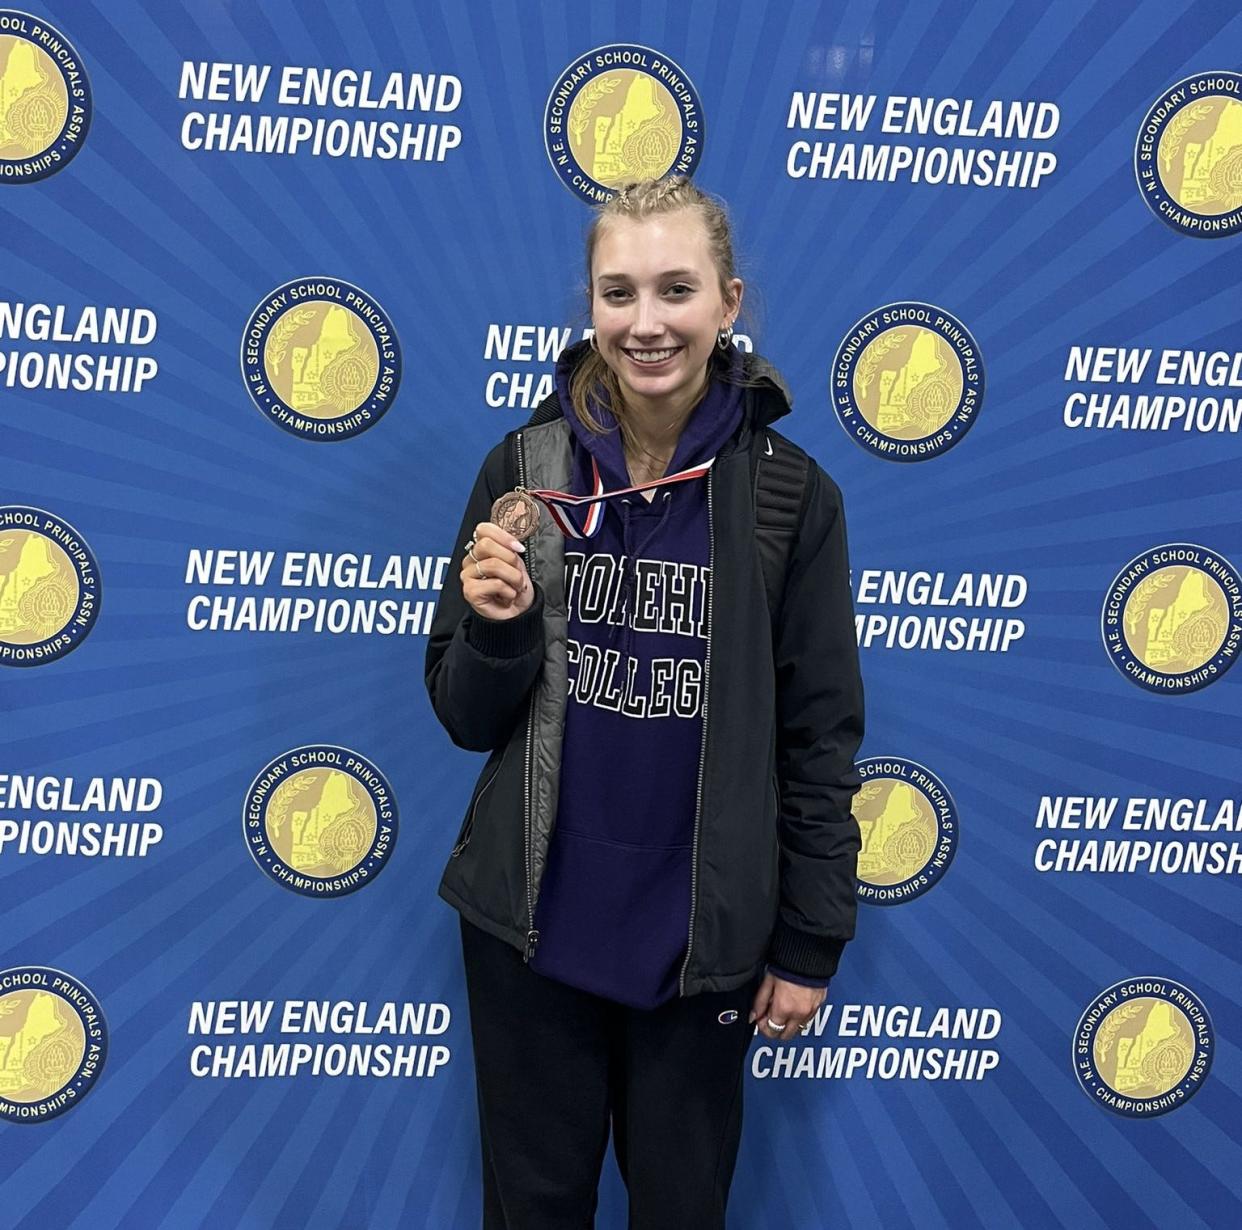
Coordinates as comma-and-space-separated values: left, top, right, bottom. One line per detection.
621, 367, 710, 461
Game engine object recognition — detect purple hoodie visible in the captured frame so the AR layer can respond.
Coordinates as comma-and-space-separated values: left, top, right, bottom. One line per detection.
527, 340, 826, 1008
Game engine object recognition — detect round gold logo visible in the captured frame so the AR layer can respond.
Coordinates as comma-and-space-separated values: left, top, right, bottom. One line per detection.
544, 45, 704, 202
1101, 543, 1242, 693
854, 757, 958, 904
1136, 72, 1242, 236
832, 303, 984, 460
1074, 978, 1212, 1116
0, 10, 91, 184
244, 745, 398, 896
0, 505, 101, 666
241, 277, 401, 439
0, 966, 107, 1122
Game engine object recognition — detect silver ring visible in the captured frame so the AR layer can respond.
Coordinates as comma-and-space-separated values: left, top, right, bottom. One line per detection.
766, 1017, 787, 1030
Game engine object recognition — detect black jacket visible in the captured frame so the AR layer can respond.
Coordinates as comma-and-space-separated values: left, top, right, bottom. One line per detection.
424, 346, 865, 996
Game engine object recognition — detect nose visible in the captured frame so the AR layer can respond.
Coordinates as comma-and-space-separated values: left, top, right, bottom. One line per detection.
631, 293, 664, 341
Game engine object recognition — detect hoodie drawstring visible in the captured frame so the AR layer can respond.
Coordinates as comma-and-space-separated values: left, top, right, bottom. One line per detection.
609, 489, 674, 663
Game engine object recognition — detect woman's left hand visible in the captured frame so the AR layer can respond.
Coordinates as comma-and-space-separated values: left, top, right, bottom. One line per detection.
749, 973, 825, 1041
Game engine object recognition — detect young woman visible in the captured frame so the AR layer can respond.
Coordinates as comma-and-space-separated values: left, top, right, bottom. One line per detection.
425, 175, 864, 1229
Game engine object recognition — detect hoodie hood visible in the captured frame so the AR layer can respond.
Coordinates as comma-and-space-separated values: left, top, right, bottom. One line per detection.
551, 336, 795, 496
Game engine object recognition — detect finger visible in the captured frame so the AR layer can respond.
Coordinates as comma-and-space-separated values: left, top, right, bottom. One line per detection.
466, 578, 519, 606
463, 537, 510, 569
762, 1017, 791, 1041
474, 521, 527, 556
467, 532, 510, 559
766, 996, 802, 1041
461, 554, 524, 590
757, 999, 789, 1040
778, 1001, 818, 1041
748, 980, 773, 1026
767, 1019, 796, 1041
464, 576, 524, 612
464, 538, 527, 589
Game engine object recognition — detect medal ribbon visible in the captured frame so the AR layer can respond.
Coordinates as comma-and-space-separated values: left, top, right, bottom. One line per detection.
526, 454, 716, 539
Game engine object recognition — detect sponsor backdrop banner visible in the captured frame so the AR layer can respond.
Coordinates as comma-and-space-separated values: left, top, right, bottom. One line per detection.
2, 1, 1239, 1226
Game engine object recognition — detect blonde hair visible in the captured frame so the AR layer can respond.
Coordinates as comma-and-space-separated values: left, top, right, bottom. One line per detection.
569, 175, 766, 466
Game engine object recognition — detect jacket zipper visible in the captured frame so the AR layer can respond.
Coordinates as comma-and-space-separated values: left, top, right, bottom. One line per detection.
679, 466, 714, 996
522, 686, 538, 961
514, 428, 541, 964
451, 758, 501, 858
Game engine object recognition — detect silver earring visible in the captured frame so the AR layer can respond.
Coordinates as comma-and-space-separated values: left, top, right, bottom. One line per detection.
589, 331, 599, 352
717, 323, 734, 350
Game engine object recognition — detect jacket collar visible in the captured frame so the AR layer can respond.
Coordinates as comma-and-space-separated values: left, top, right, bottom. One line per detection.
736, 347, 796, 429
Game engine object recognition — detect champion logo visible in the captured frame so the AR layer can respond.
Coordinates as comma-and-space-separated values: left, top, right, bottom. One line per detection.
717, 1009, 739, 1025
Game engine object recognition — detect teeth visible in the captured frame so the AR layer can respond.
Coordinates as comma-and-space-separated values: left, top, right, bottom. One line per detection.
629, 348, 678, 363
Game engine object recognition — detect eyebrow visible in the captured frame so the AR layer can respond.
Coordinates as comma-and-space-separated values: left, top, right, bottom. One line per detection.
596, 269, 700, 281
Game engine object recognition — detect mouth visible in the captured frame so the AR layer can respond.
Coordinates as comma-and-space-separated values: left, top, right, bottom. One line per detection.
621, 345, 683, 369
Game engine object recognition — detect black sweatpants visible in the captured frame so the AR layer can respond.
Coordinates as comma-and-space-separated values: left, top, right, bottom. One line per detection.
459, 915, 765, 1230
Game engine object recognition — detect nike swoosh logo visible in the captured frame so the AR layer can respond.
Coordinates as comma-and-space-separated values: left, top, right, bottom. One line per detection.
764, 436, 773, 455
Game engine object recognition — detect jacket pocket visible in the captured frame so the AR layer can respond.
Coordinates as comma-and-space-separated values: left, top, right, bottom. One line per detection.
451, 749, 505, 858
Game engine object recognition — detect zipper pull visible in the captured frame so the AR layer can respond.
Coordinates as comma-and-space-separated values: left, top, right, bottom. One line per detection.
523, 929, 540, 962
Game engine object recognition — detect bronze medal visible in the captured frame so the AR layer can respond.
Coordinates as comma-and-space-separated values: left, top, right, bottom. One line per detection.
490, 488, 541, 542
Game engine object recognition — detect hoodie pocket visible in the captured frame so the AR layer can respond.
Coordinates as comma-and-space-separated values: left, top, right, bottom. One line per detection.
451, 749, 505, 858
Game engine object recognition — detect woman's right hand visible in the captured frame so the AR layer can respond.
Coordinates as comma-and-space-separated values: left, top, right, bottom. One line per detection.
461, 521, 534, 621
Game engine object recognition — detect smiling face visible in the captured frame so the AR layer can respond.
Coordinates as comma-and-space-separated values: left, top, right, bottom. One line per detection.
590, 210, 742, 417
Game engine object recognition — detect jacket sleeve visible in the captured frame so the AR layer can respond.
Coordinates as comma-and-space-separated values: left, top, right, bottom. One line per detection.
765, 461, 865, 981
424, 439, 547, 752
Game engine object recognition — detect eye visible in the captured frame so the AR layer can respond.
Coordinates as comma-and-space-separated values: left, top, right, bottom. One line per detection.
667, 284, 693, 297
602, 288, 628, 301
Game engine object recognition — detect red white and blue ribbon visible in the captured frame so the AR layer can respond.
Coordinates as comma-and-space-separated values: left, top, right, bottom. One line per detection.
527, 454, 716, 539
